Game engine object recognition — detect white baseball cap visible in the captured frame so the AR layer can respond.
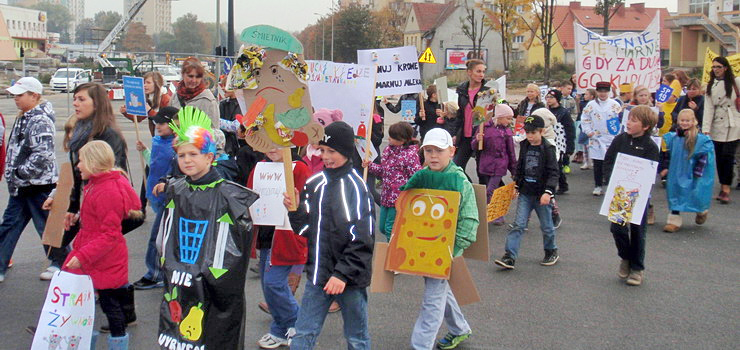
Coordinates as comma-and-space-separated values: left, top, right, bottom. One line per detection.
421, 128, 454, 149
7, 77, 43, 95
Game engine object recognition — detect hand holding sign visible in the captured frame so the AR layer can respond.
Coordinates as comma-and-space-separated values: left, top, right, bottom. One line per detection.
655, 84, 674, 103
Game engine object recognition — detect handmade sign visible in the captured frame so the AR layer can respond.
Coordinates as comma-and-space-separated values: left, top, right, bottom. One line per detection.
249, 162, 289, 226
435, 76, 449, 102
655, 84, 674, 103
31, 271, 95, 350
123, 75, 147, 116
599, 153, 658, 225
357, 46, 423, 96
486, 182, 516, 222
386, 189, 460, 279
42, 163, 72, 248
701, 48, 740, 85
400, 100, 417, 123
462, 184, 489, 262
575, 15, 662, 93
473, 89, 498, 150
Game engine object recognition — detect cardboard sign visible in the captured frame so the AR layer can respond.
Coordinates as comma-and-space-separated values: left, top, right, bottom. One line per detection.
655, 84, 674, 103
357, 46, 422, 96
31, 271, 95, 350
463, 184, 489, 262
369, 242, 394, 293
434, 76, 448, 102
487, 182, 516, 222
240, 25, 304, 54
418, 47, 437, 64
448, 256, 481, 306
386, 189, 460, 279
575, 15, 662, 93
400, 100, 417, 122
42, 163, 73, 248
249, 162, 289, 226
485, 75, 507, 100
123, 75, 147, 116
599, 153, 658, 225
306, 60, 376, 134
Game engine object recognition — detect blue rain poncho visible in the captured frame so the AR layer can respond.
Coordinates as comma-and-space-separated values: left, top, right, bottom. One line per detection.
663, 132, 716, 213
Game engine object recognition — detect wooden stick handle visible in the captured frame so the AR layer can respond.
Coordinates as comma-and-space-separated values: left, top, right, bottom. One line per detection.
364, 65, 379, 182
133, 115, 147, 175
282, 148, 297, 212
418, 92, 425, 120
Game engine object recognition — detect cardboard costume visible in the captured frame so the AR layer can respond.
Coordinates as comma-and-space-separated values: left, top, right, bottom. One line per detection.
158, 107, 259, 350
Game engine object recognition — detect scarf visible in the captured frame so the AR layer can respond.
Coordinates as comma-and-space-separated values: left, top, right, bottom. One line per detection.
69, 117, 93, 152
176, 80, 207, 105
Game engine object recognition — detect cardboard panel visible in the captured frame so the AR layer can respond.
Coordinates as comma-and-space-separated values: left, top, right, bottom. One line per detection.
463, 184, 490, 262
42, 163, 73, 248
449, 256, 481, 306
369, 242, 394, 293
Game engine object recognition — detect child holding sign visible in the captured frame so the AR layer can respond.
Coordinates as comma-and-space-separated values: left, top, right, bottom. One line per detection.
63, 140, 142, 349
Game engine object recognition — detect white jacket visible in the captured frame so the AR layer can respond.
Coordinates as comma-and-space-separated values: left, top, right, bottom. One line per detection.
703, 77, 740, 142
580, 98, 622, 160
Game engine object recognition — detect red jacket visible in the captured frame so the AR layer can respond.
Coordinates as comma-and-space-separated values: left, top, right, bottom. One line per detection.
64, 171, 141, 290
248, 160, 310, 265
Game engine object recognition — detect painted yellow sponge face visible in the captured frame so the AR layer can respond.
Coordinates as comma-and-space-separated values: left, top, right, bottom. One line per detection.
386, 189, 460, 279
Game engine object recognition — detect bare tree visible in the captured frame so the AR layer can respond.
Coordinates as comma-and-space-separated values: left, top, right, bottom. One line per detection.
521, 0, 567, 84
594, 0, 625, 36
460, 0, 493, 60
481, 0, 531, 71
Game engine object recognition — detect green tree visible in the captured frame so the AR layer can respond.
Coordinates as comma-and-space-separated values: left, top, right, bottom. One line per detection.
75, 18, 95, 44
334, 4, 380, 63
594, 0, 624, 35
120, 22, 154, 52
93, 11, 122, 32
481, 0, 531, 71
25, 2, 71, 40
172, 14, 212, 54
373, 7, 403, 49
153, 31, 178, 52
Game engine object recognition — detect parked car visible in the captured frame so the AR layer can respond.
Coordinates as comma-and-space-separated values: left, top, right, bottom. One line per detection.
151, 64, 180, 84
50, 68, 92, 92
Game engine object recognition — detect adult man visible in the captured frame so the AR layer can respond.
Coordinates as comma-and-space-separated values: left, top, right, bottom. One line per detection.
0, 77, 64, 282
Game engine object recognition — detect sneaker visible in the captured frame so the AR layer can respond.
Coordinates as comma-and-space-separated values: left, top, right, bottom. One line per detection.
540, 250, 559, 266
133, 277, 164, 290
592, 186, 603, 196
494, 255, 515, 269
626, 270, 644, 286
285, 328, 296, 346
695, 211, 708, 225
556, 188, 568, 195
580, 163, 591, 170
7, 259, 13, 268
39, 266, 60, 281
437, 331, 471, 349
563, 165, 571, 174
328, 301, 341, 313
617, 259, 630, 279
258, 301, 271, 314
552, 214, 562, 229
257, 333, 289, 349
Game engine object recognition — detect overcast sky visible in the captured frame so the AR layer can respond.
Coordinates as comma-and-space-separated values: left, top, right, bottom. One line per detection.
85, 0, 678, 34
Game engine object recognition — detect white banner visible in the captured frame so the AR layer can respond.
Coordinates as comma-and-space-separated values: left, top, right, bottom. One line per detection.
357, 46, 423, 96
31, 271, 95, 350
306, 60, 376, 134
249, 162, 290, 227
599, 153, 658, 225
575, 14, 662, 93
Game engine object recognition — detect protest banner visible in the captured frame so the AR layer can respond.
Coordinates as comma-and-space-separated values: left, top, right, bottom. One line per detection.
655, 84, 674, 103
701, 47, 740, 85
249, 162, 289, 226
357, 46, 422, 96
123, 76, 147, 116
306, 60, 376, 132
599, 153, 658, 225
575, 15, 662, 93
31, 271, 95, 350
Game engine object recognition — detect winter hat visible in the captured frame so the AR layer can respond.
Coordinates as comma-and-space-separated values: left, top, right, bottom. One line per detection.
546, 89, 562, 102
319, 121, 355, 160
523, 114, 545, 132
494, 104, 514, 118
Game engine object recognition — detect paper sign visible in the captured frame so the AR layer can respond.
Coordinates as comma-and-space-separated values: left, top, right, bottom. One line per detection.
655, 84, 674, 103
358, 46, 423, 96
496, 75, 506, 100
575, 15, 662, 93
123, 75, 147, 116
249, 162, 289, 226
400, 100, 416, 122
306, 60, 376, 134
386, 189, 460, 279
31, 271, 95, 350
434, 76, 448, 102
487, 182, 516, 222
240, 25, 304, 53
463, 184, 489, 262
599, 153, 658, 225
42, 163, 73, 248
418, 47, 437, 64
355, 138, 378, 162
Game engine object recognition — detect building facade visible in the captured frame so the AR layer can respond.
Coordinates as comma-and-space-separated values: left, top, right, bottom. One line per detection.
670, 0, 740, 67
124, 0, 172, 35
0, 4, 47, 59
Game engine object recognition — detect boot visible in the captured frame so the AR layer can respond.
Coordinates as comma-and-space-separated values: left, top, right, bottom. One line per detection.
695, 210, 708, 225
663, 214, 682, 233
107, 333, 129, 350
287, 272, 301, 296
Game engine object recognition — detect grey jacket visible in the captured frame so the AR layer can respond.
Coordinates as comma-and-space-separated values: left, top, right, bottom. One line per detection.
168, 88, 220, 129
4, 100, 58, 196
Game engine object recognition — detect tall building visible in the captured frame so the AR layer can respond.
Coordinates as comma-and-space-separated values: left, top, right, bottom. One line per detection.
9, 0, 85, 43
0, 4, 48, 59
124, 0, 172, 36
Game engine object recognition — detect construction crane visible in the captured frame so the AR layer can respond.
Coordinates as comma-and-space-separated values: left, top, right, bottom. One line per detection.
95, 0, 149, 67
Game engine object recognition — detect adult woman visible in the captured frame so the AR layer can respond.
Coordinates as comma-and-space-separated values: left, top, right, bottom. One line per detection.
703, 56, 740, 203
169, 57, 219, 128
120, 71, 170, 136
453, 59, 490, 169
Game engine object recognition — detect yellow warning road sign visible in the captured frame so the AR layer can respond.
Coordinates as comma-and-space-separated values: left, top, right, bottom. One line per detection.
418, 47, 436, 64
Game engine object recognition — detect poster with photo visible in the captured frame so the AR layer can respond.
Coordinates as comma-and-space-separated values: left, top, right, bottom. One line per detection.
599, 153, 658, 225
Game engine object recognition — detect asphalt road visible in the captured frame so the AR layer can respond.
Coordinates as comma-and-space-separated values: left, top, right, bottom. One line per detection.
0, 92, 738, 350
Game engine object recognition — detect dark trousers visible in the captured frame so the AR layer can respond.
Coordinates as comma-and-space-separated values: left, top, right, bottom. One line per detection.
610, 204, 648, 271
713, 140, 739, 185
558, 154, 568, 191
453, 136, 474, 170
593, 159, 604, 187
98, 287, 129, 337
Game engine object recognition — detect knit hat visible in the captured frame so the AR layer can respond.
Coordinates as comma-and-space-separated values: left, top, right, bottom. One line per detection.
523, 114, 545, 132
319, 121, 355, 160
494, 104, 514, 118
546, 89, 562, 102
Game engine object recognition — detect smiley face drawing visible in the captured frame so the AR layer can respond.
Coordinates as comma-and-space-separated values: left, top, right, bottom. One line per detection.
386, 189, 460, 279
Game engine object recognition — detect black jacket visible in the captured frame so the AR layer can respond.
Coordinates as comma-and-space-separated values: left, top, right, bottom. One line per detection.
288, 161, 374, 288
549, 105, 576, 155
515, 98, 545, 118
603, 132, 660, 185
671, 95, 705, 129
453, 80, 491, 141
416, 98, 443, 140
219, 98, 242, 156
514, 138, 559, 196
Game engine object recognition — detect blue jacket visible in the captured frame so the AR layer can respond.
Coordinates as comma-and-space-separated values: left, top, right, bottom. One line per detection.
663, 132, 715, 212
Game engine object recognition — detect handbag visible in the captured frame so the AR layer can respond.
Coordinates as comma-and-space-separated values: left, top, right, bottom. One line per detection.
731, 81, 740, 113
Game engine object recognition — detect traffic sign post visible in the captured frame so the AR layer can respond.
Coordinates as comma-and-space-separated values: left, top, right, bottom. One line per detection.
418, 47, 436, 64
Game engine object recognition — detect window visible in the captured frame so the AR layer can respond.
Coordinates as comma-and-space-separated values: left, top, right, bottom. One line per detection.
734, 0, 739, 11
513, 35, 525, 43
702, 34, 708, 42
689, 0, 712, 16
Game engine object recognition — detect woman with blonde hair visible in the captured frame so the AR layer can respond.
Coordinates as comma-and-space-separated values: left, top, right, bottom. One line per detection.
121, 71, 170, 136
516, 83, 545, 118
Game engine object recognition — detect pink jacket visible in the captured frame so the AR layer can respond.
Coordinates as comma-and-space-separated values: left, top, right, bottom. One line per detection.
368, 144, 422, 207
64, 171, 141, 290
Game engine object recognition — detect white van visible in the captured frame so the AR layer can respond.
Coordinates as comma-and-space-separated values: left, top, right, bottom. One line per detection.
50, 68, 92, 92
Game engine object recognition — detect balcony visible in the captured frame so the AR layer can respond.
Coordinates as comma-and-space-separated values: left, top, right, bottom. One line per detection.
672, 13, 739, 52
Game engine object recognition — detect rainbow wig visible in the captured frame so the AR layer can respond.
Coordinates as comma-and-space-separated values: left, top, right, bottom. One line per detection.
170, 106, 217, 155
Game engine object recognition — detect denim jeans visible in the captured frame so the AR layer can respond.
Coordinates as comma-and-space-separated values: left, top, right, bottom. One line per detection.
0, 191, 67, 275
411, 277, 471, 350
291, 280, 370, 350
142, 201, 165, 282
505, 194, 557, 259
611, 204, 648, 271
259, 249, 300, 338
